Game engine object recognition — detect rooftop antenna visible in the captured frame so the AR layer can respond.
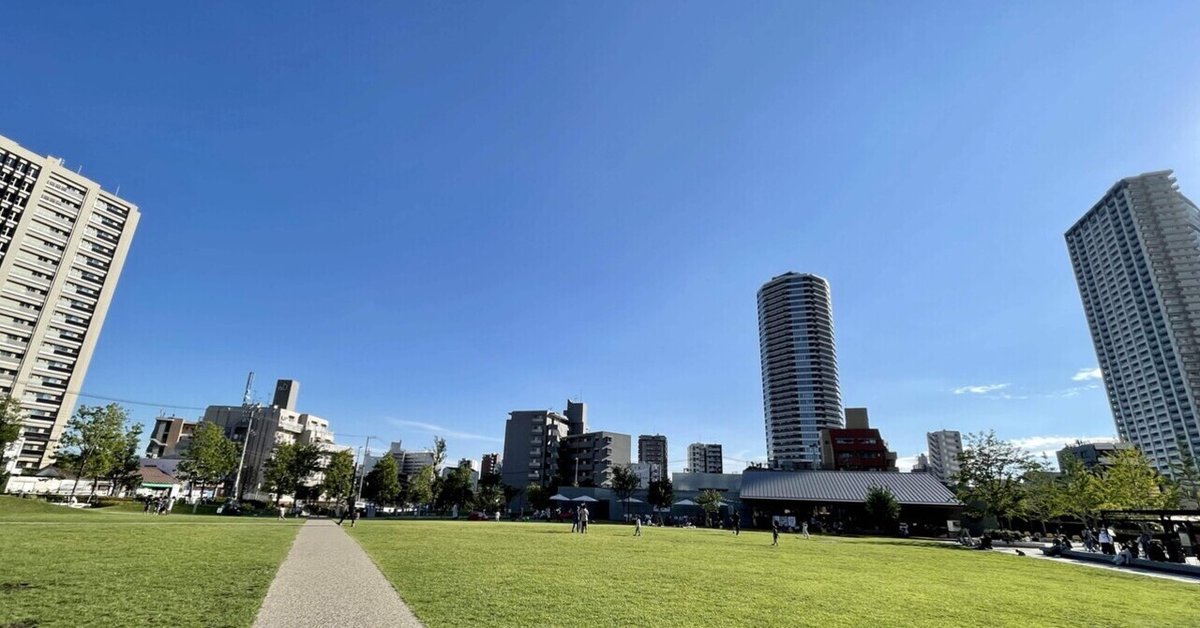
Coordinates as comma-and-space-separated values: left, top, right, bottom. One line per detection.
242, 371, 255, 406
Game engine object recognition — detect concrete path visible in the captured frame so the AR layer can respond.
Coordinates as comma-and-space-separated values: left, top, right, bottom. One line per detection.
253, 519, 424, 628
989, 547, 1200, 585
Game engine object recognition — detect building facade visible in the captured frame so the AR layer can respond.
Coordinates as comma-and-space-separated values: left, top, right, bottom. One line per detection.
629, 462, 662, 487
501, 409, 571, 489
145, 416, 198, 459
1056, 441, 1136, 471
638, 434, 668, 470
911, 453, 930, 473
758, 272, 843, 469
818, 408, 898, 472
559, 430, 631, 488
926, 430, 963, 485
687, 442, 723, 474
481, 452, 501, 476
0, 135, 140, 472
1066, 171, 1200, 475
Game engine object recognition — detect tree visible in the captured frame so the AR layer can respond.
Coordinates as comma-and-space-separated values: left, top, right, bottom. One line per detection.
321, 449, 355, 504
178, 422, 239, 511
1169, 436, 1200, 508
1098, 449, 1176, 510
648, 478, 674, 515
439, 465, 475, 512
106, 421, 144, 497
611, 464, 640, 515
408, 464, 436, 511
0, 395, 24, 461
696, 489, 723, 526
431, 436, 447, 470
263, 442, 322, 505
1059, 457, 1104, 525
525, 483, 551, 514
363, 455, 401, 506
57, 404, 127, 501
864, 485, 900, 531
953, 431, 1041, 528
1020, 469, 1067, 534
474, 482, 504, 513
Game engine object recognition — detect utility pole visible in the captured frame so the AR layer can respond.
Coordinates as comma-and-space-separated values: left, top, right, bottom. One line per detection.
353, 435, 374, 505
230, 404, 259, 503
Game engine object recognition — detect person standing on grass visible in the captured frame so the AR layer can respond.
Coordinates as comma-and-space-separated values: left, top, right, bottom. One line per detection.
801, 520, 810, 539
571, 506, 580, 533
1083, 528, 1096, 552
772, 519, 780, 546
337, 497, 354, 526
1098, 526, 1114, 555
580, 505, 590, 533
634, 515, 642, 537
732, 511, 741, 536
278, 504, 286, 521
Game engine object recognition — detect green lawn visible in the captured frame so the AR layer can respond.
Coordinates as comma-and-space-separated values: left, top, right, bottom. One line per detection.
350, 520, 1198, 627
0, 496, 300, 627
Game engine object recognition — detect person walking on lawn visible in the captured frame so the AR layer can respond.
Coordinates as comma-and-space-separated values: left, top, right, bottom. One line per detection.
634, 515, 642, 537
732, 512, 741, 536
337, 497, 356, 526
772, 520, 780, 546
580, 505, 590, 533
571, 506, 580, 533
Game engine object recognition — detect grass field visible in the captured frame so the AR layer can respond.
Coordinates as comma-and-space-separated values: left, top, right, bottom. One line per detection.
350, 520, 1198, 628
0, 496, 300, 627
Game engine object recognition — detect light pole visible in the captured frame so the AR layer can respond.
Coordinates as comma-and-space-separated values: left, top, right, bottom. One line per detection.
353, 435, 375, 506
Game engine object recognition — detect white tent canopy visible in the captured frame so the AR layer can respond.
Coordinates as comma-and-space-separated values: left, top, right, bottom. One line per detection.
549, 494, 571, 502
572, 495, 599, 503
673, 499, 697, 506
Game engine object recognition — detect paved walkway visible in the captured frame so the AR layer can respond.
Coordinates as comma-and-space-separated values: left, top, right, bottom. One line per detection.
253, 519, 424, 628
988, 547, 1200, 585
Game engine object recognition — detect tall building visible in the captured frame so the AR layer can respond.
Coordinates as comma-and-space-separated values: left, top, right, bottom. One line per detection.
911, 453, 930, 473
145, 416, 198, 459
564, 400, 588, 436
637, 434, 668, 469
926, 430, 963, 485
687, 442, 723, 474
560, 430, 631, 488
1067, 171, 1200, 475
480, 452, 501, 476
501, 409, 570, 490
817, 407, 898, 472
0, 135, 140, 472
758, 272, 843, 469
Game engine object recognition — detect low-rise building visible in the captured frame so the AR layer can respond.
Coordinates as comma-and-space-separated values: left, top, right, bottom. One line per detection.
629, 462, 662, 488
1057, 441, 1135, 471
145, 416, 198, 459
818, 408, 898, 472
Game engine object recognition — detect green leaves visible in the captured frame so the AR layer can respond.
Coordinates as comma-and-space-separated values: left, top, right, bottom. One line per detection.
610, 465, 640, 501
263, 442, 323, 503
56, 404, 138, 497
364, 454, 402, 506
320, 449, 355, 501
178, 422, 239, 489
865, 485, 900, 528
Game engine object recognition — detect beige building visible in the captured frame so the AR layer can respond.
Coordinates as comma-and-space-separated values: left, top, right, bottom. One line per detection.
0, 135, 140, 472
145, 416, 198, 458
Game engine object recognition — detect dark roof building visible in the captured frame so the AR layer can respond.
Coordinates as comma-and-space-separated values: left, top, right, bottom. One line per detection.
1056, 441, 1135, 471
740, 470, 961, 530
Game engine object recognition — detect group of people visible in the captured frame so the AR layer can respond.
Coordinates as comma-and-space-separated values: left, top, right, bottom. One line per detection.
142, 495, 174, 515
569, 505, 590, 533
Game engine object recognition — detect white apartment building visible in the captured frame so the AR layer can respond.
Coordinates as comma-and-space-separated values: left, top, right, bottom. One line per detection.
1066, 171, 1200, 475
686, 442, 723, 474
0, 135, 140, 472
629, 461, 662, 487
758, 272, 843, 469
926, 430, 962, 485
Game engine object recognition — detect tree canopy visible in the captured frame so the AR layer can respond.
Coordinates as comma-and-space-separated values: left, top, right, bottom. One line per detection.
364, 454, 402, 506
648, 478, 674, 512
864, 485, 900, 530
262, 441, 323, 505
953, 430, 1042, 525
321, 449, 355, 503
178, 422, 239, 508
57, 404, 136, 500
611, 465, 640, 504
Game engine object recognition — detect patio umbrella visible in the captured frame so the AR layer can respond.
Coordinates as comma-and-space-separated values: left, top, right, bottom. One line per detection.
549, 494, 571, 502
572, 495, 599, 502
624, 498, 643, 504
673, 499, 697, 506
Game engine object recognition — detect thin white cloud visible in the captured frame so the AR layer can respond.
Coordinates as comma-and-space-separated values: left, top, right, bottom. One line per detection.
1072, 367, 1103, 382
953, 383, 1010, 395
387, 419, 503, 443
895, 454, 921, 471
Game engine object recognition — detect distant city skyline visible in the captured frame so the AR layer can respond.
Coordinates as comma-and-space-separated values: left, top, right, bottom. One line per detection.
5, 3, 1195, 472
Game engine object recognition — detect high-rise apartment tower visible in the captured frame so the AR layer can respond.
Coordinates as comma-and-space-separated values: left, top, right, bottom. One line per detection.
638, 434, 668, 470
758, 272, 842, 469
926, 430, 963, 485
0, 135, 140, 472
1066, 171, 1200, 474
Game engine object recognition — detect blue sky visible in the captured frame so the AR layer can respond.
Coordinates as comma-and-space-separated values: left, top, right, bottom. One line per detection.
4, 2, 1199, 471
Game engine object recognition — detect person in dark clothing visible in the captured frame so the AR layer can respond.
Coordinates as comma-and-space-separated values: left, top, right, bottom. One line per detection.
732, 512, 741, 536
771, 520, 780, 546
337, 498, 355, 526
